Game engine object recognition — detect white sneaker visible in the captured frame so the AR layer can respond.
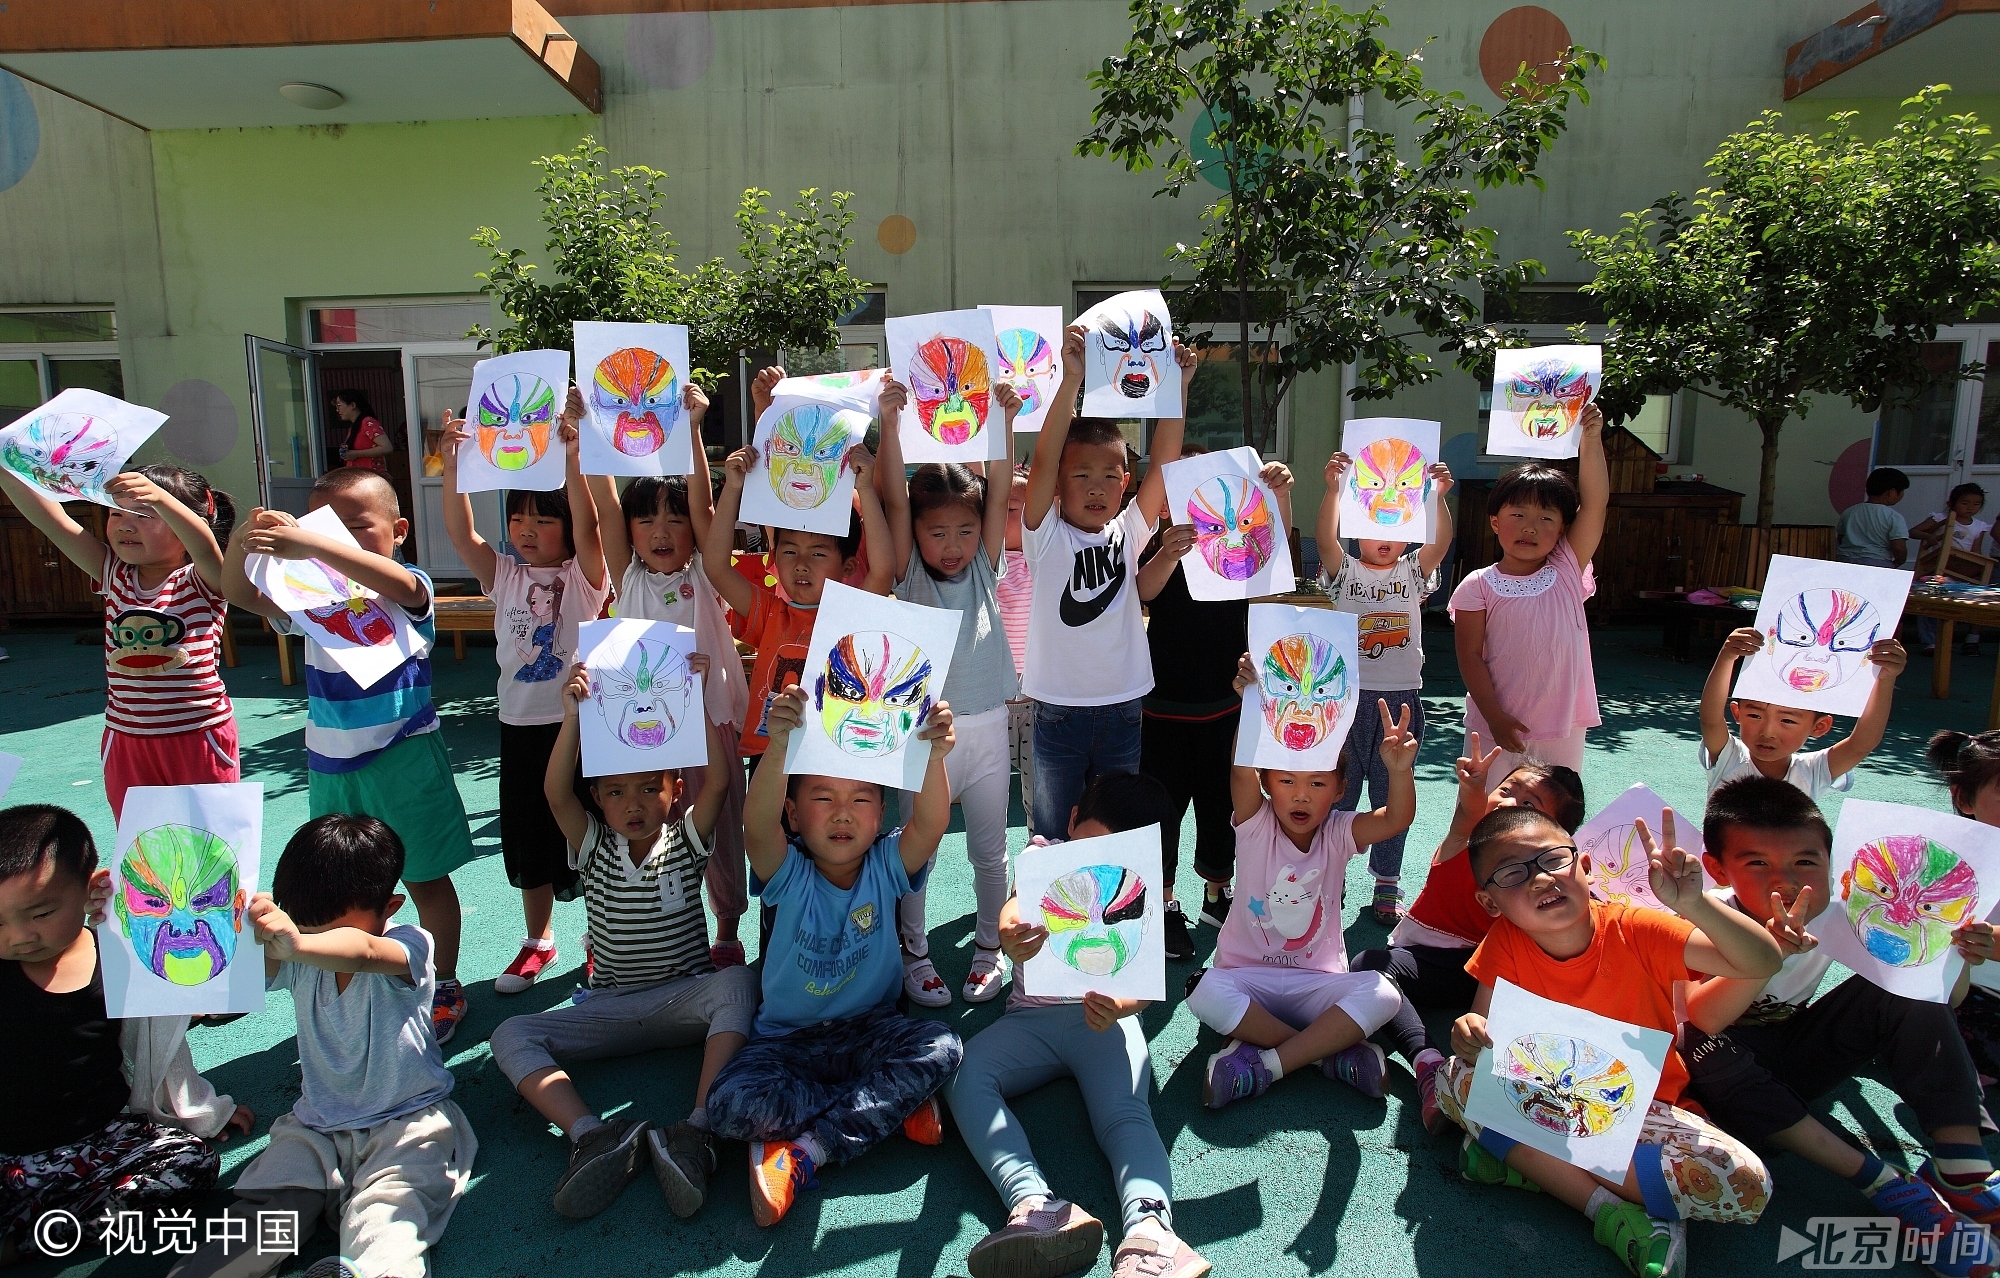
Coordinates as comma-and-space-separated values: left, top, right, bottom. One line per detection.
903, 956, 951, 1007
962, 947, 1006, 1003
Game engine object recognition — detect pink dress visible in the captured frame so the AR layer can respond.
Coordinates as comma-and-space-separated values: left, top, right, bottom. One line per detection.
1447, 539, 1599, 745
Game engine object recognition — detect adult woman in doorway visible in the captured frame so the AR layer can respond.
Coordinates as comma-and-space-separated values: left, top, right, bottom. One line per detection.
331, 390, 392, 474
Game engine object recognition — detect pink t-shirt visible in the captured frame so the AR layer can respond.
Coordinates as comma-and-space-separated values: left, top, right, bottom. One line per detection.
997, 548, 1031, 680
1213, 805, 1360, 974
492, 555, 610, 726
1447, 539, 1600, 742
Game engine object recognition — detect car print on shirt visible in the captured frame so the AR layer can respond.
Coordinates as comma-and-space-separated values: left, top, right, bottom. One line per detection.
1358, 613, 1412, 659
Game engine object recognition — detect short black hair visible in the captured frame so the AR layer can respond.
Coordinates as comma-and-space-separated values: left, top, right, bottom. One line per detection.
1950, 482, 1988, 506
1466, 805, 1569, 883
1063, 418, 1129, 454
621, 474, 691, 524
1487, 463, 1580, 526
1865, 467, 1911, 497
1073, 771, 1174, 835
0, 804, 98, 888
129, 463, 236, 547
1702, 775, 1832, 853
506, 487, 576, 558
312, 465, 401, 514
909, 462, 986, 525
1930, 729, 2000, 817
272, 814, 405, 928
1503, 763, 1587, 832
774, 506, 863, 560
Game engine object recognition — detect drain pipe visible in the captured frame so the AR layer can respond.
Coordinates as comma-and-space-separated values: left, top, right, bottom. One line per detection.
1339, 91, 1365, 428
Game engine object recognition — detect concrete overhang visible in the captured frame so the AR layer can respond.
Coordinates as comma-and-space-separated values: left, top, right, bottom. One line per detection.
0, 0, 600, 129
1786, 0, 2000, 100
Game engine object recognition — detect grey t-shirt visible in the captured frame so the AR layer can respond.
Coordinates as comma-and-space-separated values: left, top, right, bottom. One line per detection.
1836, 502, 1908, 567
270, 923, 455, 1132
895, 544, 1019, 716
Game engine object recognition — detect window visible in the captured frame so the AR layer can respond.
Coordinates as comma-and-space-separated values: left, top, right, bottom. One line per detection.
0, 307, 122, 425
308, 302, 491, 346
780, 288, 887, 375
1875, 341, 1965, 468
1476, 289, 1684, 464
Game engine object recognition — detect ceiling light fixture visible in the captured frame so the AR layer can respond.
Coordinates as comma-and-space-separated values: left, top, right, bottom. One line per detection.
278, 83, 345, 110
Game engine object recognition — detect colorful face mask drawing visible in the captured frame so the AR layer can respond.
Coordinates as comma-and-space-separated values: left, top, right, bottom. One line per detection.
113, 824, 245, 987
2, 411, 120, 500
995, 328, 1057, 417
591, 347, 679, 458
1503, 358, 1594, 440
1767, 589, 1882, 694
1582, 823, 1650, 907
1841, 835, 1977, 967
1041, 865, 1148, 976
308, 595, 398, 647
476, 373, 557, 472
1499, 1034, 1636, 1138
1350, 437, 1430, 528
591, 638, 696, 749
1187, 476, 1276, 581
910, 336, 992, 446
1093, 308, 1168, 400
767, 405, 858, 509
815, 631, 934, 756
1259, 633, 1348, 752
275, 558, 353, 610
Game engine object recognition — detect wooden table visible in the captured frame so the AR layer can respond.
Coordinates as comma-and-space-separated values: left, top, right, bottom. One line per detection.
1904, 590, 2000, 727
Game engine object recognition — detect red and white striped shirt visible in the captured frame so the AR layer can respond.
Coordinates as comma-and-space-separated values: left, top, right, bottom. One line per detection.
97, 549, 233, 736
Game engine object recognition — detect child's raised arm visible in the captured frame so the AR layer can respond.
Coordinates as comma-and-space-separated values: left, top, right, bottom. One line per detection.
1564, 403, 1609, 566
545, 665, 593, 852
1351, 700, 1419, 847
685, 383, 716, 549
248, 893, 413, 980
1315, 453, 1351, 578
1418, 463, 1456, 576
899, 703, 957, 875
686, 682, 731, 845
1025, 325, 1085, 533
981, 388, 1020, 569
1228, 652, 1267, 826
101, 473, 225, 589
1261, 460, 1294, 544
1434, 732, 1502, 866
1131, 342, 1196, 526
1700, 627, 1763, 758
1685, 887, 1819, 1034
0, 467, 106, 577
1636, 813, 1782, 979
1827, 639, 1907, 781
560, 388, 607, 591
700, 448, 758, 617
743, 686, 806, 884
438, 411, 498, 594
588, 474, 631, 580
851, 445, 894, 596
219, 515, 292, 623
874, 376, 914, 583
238, 511, 426, 610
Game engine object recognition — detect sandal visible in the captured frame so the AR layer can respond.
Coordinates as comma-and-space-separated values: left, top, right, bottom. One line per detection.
963, 946, 1006, 1003
903, 955, 952, 1008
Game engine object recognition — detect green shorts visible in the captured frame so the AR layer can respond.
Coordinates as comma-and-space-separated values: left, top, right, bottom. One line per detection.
308, 730, 477, 884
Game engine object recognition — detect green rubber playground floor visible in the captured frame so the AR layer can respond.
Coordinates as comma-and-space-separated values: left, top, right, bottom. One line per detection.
1, 616, 1992, 1278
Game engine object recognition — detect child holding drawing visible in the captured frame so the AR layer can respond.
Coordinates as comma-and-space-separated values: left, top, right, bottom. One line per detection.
1697, 626, 1904, 799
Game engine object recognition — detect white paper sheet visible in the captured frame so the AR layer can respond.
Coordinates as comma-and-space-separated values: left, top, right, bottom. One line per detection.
771, 368, 887, 417
1816, 799, 2000, 1003
1462, 978, 1669, 1180
102, 782, 265, 1018
887, 309, 1008, 463
1161, 446, 1295, 600
0, 388, 168, 509
1013, 825, 1167, 1001
1234, 604, 1359, 770
455, 349, 571, 493
782, 582, 961, 790
1485, 346, 1601, 460
1338, 418, 1442, 544
1077, 290, 1182, 419
576, 617, 707, 777
1731, 555, 1912, 718
1574, 783, 1713, 914
0, 751, 20, 801
574, 321, 693, 478
740, 395, 868, 536
980, 305, 1065, 433
244, 505, 427, 691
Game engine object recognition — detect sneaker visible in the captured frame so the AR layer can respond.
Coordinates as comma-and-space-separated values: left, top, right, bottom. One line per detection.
1198, 887, 1233, 930
430, 980, 467, 1046
1593, 1201, 1681, 1278
1202, 1040, 1271, 1110
647, 1121, 715, 1219
966, 1197, 1104, 1278
1921, 1159, 2000, 1228
1109, 1218, 1211, 1278
749, 1140, 817, 1228
964, 947, 1007, 1004
710, 941, 747, 969
1322, 1042, 1386, 1099
903, 956, 952, 1008
1414, 1051, 1449, 1136
1163, 902, 1195, 961
1371, 882, 1404, 926
552, 1117, 651, 1219
1458, 1133, 1539, 1192
1885, 1167, 1996, 1276
902, 1096, 945, 1146
495, 940, 557, 995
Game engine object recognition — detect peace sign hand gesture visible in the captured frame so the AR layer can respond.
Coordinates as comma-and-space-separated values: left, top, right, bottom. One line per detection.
1765, 886, 1818, 957
1635, 811, 1705, 916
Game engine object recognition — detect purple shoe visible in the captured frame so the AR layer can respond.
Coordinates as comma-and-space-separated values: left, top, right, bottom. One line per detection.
1202, 1040, 1272, 1109
1323, 1042, 1387, 1099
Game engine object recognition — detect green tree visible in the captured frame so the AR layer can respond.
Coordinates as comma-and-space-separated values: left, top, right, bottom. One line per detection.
1571, 87, 2000, 528
472, 137, 865, 389
1078, 0, 1600, 452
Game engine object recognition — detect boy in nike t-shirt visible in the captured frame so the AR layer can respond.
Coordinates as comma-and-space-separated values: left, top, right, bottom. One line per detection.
1019, 321, 1193, 837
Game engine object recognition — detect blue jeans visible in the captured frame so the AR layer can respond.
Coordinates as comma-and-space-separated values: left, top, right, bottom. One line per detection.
1334, 689, 1425, 881
704, 1003, 962, 1165
1030, 698, 1144, 840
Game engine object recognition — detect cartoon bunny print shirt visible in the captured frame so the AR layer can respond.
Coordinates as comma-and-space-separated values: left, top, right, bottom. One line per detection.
1214, 804, 1362, 973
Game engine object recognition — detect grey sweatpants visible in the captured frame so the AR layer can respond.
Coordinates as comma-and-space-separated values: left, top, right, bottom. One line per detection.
488, 965, 759, 1086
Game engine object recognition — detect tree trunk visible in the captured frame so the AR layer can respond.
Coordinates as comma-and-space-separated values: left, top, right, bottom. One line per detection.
1238, 262, 1254, 452
1756, 415, 1785, 530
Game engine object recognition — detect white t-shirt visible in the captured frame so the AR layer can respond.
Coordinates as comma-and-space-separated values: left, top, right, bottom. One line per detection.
1021, 501, 1155, 706
1719, 891, 1836, 1022
615, 553, 748, 729
1928, 513, 1992, 554
1323, 551, 1436, 692
1700, 735, 1852, 799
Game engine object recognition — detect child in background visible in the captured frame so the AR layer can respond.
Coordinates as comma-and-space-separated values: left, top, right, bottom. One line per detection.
0, 463, 238, 821
1684, 776, 1999, 1276
1, 805, 250, 1266
1911, 482, 1990, 653
1449, 404, 1607, 777
587, 384, 753, 969
489, 663, 755, 1222
1317, 451, 1455, 923
951, 773, 1209, 1278
875, 377, 1023, 1005
1930, 729, 2000, 1011
170, 815, 477, 1278
1020, 325, 1193, 843
1836, 466, 1911, 568
220, 466, 479, 1042
1438, 806, 1781, 1278
1698, 626, 1904, 798
441, 390, 610, 995
1000, 466, 1037, 831
1190, 665, 1416, 1109
704, 687, 963, 1228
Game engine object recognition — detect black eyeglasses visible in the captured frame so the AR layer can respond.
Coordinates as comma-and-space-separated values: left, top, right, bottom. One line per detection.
1482, 845, 1579, 890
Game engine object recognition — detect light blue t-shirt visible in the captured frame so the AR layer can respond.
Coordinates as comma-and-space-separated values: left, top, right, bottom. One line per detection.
895, 545, 1019, 716
750, 832, 926, 1037
270, 923, 455, 1132
1836, 502, 1908, 567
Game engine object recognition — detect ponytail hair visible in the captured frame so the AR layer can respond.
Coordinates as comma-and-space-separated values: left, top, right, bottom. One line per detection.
131, 463, 235, 547
909, 463, 986, 523
1928, 729, 2000, 816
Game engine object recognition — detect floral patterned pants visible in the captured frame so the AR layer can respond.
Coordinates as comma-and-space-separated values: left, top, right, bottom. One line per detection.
1, 1115, 217, 1256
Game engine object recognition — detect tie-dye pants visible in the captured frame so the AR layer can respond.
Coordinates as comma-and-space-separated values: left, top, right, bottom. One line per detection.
2, 1115, 218, 1257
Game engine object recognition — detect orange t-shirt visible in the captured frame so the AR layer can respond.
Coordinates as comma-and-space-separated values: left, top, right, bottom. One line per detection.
731, 580, 817, 756
1467, 900, 1695, 1106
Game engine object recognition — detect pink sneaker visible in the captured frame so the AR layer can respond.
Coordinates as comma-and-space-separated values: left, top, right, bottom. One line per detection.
494, 940, 558, 995
1110, 1219, 1210, 1278
1414, 1050, 1449, 1136
966, 1198, 1104, 1278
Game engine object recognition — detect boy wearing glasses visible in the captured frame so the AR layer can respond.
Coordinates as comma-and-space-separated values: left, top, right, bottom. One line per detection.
1437, 805, 1783, 1278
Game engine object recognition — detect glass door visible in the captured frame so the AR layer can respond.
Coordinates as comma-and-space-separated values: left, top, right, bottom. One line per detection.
1956, 330, 2000, 507
402, 345, 502, 580
245, 336, 322, 515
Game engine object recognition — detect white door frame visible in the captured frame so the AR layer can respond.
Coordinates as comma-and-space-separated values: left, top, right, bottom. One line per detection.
244, 334, 321, 512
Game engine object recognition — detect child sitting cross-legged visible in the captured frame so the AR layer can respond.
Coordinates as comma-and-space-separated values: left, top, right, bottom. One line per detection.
169, 815, 477, 1278
702, 686, 964, 1227
1683, 775, 1999, 1277
1437, 806, 1782, 1278
487, 661, 757, 1223
1698, 626, 1904, 799
1187, 659, 1417, 1108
